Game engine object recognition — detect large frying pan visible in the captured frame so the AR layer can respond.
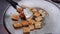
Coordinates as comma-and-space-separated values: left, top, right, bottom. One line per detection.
3, 0, 60, 34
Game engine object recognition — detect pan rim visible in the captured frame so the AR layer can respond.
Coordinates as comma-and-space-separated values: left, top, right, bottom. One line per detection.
3, 4, 11, 34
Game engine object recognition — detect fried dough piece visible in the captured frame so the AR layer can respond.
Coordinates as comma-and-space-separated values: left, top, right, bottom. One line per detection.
27, 19, 35, 25
31, 8, 37, 13
23, 27, 30, 33
13, 22, 22, 29
21, 21, 29, 27
19, 13, 26, 20
35, 22, 42, 29
34, 12, 40, 17
38, 10, 46, 17
38, 10, 43, 14
12, 14, 19, 21
35, 16, 42, 22
17, 7, 23, 13
41, 12, 46, 17
29, 25, 34, 31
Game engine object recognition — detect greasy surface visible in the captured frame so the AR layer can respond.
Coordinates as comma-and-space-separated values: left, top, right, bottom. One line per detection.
5, 0, 60, 34
0, 0, 60, 34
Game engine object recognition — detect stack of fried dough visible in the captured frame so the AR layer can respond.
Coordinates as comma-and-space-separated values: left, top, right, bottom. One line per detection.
11, 6, 46, 34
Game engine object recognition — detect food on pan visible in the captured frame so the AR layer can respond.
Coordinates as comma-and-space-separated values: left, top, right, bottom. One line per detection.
31, 8, 37, 13
35, 22, 42, 29
27, 19, 35, 25
13, 22, 22, 29
38, 10, 46, 17
17, 6, 26, 20
32, 16, 36, 20
12, 14, 19, 21
21, 21, 29, 27
19, 12, 26, 20
29, 25, 34, 31
17, 7, 23, 13
43, 11, 46, 14
41, 12, 46, 17
35, 16, 42, 22
39, 10, 43, 14
12, 6, 46, 34
23, 27, 30, 33
27, 18, 35, 25
34, 12, 40, 17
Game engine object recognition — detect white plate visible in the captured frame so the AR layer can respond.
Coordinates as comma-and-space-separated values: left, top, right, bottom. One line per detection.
4, 0, 60, 34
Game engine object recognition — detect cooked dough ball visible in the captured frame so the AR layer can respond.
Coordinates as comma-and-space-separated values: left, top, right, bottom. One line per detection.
34, 12, 40, 17
19, 13, 26, 19
38, 10, 43, 14
13, 22, 22, 29
21, 21, 29, 27
17, 7, 23, 13
42, 13, 45, 17
27, 19, 35, 25
39, 10, 46, 17
35, 22, 42, 29
41, 12, 46, 17
23, 27, 30, 33
12, 14, 19, 21
32, 8, 37, 13
35, 16, 42, 22
29, 25, 34, 31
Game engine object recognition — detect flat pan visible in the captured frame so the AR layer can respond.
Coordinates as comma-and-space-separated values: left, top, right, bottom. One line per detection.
3, 0, 60, 34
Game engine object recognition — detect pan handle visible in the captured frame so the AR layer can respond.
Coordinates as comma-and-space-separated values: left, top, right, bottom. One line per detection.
6, 0, 18, 9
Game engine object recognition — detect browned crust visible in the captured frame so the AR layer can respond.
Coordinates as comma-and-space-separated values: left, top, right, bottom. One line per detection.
23, 32, 30, 34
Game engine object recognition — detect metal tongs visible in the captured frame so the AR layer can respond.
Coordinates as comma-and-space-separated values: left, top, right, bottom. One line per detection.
6, 0, 20, 9
6, 0, 33, 19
